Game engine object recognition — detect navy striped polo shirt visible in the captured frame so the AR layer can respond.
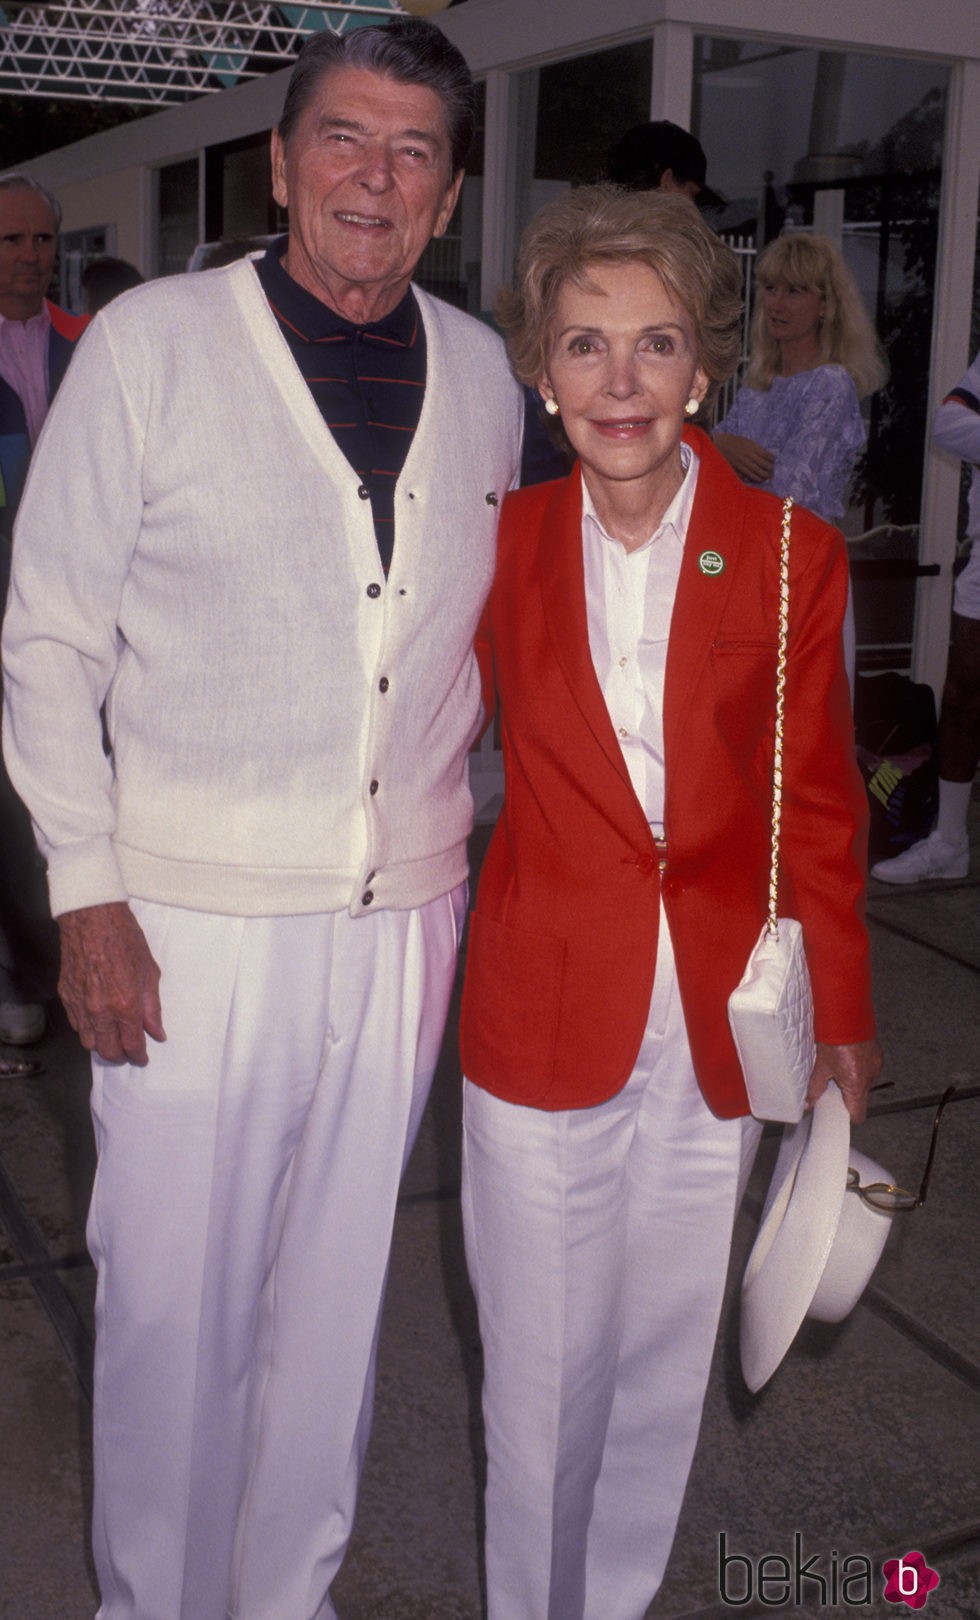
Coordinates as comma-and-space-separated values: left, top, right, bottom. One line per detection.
255, 238, 426, 574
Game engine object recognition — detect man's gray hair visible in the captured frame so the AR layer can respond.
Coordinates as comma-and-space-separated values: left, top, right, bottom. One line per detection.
0, 173, 62, 232
278, 16, 476, 179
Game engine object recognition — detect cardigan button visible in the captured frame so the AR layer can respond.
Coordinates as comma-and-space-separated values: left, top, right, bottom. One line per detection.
358, 484, 370, 500
378, 676, 389, 693
362, 889, 374, 906
369, 779, 379, 796
366, 583, 381, 599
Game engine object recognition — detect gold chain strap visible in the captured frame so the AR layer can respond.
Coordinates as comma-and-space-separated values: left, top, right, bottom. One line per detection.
765, 496, 794, 938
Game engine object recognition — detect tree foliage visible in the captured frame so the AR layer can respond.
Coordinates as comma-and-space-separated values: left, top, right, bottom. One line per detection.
0, 95, 142, 168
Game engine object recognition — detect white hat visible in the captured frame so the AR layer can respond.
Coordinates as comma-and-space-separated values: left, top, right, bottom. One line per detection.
740, 1082, 896, 1393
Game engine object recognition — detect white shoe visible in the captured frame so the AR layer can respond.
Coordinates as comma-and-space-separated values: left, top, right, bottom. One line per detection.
0, 1001, 45, 1044
871, 830, 969, 884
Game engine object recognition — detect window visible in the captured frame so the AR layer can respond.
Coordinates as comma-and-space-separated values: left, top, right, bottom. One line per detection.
155, 157, 199, 277
694, 38, 951, 670
414, 82, 485, 313
506, 41, 653, 275
58, 224, 116, 312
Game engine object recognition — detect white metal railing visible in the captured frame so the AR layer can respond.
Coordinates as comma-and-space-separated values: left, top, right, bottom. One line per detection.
0, 1, 405, 105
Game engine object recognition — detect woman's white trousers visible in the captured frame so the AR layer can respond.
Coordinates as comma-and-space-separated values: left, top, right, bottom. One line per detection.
88, 888, 465, 1620
461, 906, 761, 1620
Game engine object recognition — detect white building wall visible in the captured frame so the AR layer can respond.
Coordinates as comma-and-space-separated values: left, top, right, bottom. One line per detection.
55, 168, 146, 269
3, 0, 978, 697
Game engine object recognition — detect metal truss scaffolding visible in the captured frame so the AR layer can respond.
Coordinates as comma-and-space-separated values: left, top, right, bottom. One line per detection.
0, 1, 410, 105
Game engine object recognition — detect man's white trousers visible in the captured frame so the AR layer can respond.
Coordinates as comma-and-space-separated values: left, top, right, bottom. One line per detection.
88, 888, 465, 1620
461, 905, 761, 1620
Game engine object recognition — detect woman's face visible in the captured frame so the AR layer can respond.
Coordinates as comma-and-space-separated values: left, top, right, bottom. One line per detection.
539, 260, 707, 502
760, 277, 824, 349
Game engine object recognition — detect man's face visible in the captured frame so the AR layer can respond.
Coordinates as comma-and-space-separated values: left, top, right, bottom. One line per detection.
271, 64, 463, 323
0, 189, 57, 321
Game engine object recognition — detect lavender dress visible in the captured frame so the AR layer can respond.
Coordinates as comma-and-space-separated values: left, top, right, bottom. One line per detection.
714, 363, 865, 522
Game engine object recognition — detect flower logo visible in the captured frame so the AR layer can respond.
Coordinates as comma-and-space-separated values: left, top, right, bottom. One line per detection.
882, 1551, 940, 1609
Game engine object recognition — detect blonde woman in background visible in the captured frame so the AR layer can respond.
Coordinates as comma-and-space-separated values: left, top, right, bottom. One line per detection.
714, 231, 887, 523
714, 233, 887, 687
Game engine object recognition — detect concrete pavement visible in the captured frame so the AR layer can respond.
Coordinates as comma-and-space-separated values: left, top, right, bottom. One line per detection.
1, 799, 977, 1620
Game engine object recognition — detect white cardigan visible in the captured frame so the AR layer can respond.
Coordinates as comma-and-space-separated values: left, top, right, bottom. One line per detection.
2, 260, 522, 919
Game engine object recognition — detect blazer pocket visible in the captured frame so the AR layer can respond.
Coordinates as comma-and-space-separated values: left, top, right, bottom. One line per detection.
711, 638, 778, 656
461, 910, 566, 1105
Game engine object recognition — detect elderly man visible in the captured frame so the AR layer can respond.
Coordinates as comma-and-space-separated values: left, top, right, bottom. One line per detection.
0, 174, 87, 1062
3, 19, 521, 1620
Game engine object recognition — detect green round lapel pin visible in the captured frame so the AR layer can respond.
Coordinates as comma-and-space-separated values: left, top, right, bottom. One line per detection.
698, 550, 725, 576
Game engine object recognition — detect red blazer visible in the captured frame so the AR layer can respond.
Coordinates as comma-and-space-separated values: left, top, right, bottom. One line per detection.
460, 428, 875, 1118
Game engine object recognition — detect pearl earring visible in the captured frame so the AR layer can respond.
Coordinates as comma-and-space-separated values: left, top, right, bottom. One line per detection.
544, 397, 560, 418
684, 397, 700, 418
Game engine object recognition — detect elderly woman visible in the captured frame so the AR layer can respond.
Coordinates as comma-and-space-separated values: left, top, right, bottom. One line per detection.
459, 187, 882, 1620
713, 230, 888, 525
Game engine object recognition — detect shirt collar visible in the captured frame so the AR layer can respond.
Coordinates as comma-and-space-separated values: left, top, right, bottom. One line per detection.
0, 302, 51, 338
582, 440, 699, 554
254, 235, 419, 345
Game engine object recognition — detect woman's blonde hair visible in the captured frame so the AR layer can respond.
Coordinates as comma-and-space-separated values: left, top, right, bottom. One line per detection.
745, 232, 888, 397
497, 185, 743, 408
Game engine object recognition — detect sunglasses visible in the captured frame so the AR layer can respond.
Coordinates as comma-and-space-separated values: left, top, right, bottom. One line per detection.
847, 1085, 959, 1213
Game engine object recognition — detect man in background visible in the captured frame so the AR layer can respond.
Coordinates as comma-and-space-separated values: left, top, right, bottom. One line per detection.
872, 353, 980, 882
606, 119, 726, 208
0, 174, 87, 1062
80, 253, 143, 314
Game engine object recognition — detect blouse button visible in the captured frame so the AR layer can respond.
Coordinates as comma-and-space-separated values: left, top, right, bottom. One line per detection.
362, 890, 374, 906
369, 779, 379, 796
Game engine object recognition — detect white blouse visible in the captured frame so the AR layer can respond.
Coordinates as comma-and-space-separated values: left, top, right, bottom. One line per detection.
581, 442, 699, 835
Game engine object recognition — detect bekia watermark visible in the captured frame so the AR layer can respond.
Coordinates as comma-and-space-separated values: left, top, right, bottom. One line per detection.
882, 1551, 941, 1610
718, 1533, 941, 1610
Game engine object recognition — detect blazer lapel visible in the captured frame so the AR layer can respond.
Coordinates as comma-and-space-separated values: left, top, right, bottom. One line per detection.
538, 469, 636, 788
663, 430, 751, 772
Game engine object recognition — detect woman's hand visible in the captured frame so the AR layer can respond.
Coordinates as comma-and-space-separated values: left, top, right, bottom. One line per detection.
713, 432, 776, 484
806, 1039, 883, 1124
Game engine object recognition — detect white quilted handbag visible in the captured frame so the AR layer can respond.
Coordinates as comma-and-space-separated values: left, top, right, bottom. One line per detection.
727, 498, 816, 1124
